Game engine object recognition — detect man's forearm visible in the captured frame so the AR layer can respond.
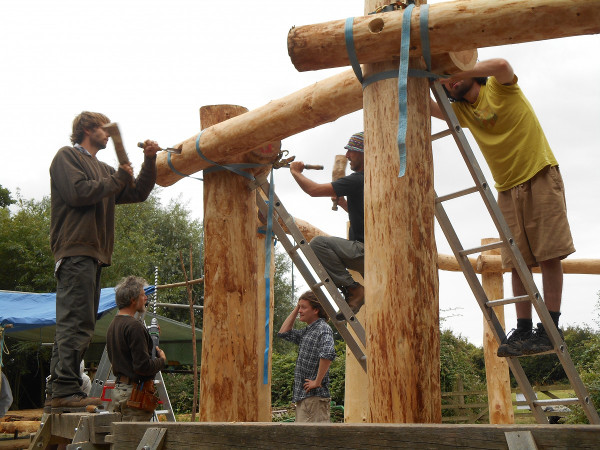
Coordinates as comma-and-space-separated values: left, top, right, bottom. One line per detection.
314, 358, 332, 385
278, 306, 299, 333
448, 59, 514, 85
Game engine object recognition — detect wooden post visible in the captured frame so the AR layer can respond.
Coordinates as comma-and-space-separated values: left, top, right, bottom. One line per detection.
287, 0, 600, 72
344, 273, 368, 423
200, 104, 263, 422
364, 0, 440, 423
480, 238, 514, 424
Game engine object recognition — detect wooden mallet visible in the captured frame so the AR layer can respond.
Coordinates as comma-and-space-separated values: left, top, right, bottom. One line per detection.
331, 155, 347, 210
103, 122, 135, 188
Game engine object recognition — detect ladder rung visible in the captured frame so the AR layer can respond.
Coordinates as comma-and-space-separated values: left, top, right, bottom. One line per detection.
459, 241, 504, 257
432, 129, 452, 141
436, 186, 479, 203
533, 398, 581, 407
311, 281, 325, 289
486, 295, 531, 308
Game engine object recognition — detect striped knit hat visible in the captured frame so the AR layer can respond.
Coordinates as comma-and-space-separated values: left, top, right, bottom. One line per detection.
344, 131, 364, 153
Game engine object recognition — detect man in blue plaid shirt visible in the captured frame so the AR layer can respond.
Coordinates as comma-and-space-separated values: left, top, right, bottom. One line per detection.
278, 291, 336, 422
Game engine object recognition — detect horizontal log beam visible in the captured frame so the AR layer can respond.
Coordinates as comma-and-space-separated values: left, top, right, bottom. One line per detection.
438, 253, 600, 275
156, 50, 475, 187
156, 69, 362, 186
287, 0, 600, 72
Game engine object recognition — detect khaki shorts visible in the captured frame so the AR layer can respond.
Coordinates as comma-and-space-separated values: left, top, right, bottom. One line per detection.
498, 165, 575, 268
295, 396, 330, 423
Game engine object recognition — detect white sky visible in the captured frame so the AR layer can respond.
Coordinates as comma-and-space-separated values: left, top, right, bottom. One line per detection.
1, 0, 599, 346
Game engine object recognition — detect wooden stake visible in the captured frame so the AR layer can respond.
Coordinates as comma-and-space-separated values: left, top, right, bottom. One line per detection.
178, 250, 198, 422
480, 238, 514, 425
364, 0, 440, 423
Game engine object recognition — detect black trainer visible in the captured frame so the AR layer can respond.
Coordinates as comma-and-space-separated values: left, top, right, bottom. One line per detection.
521, 323, 564, 355
497, 328, 532, 357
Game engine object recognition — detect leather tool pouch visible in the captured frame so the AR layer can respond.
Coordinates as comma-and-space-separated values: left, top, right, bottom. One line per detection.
126, 380, 159, 412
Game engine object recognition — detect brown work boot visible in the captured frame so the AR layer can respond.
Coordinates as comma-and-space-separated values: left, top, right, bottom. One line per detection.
51, 393, 102, 412
336, 282, 365, 321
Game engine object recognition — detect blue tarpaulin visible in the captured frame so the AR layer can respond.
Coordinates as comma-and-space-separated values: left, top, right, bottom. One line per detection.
0, 286, 154, 332
0, 287, 201, 365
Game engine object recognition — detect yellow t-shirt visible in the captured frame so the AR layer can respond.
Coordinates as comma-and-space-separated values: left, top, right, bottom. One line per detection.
452, 76, 557, 191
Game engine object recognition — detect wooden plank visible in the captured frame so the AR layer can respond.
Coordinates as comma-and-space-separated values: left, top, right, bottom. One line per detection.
109, 423, 600, 449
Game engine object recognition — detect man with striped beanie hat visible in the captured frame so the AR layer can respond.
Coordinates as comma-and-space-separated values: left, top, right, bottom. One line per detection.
289, 132, 365, 321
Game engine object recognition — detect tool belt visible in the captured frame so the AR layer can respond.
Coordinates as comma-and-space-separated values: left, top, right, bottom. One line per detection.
126, 380, 159, 412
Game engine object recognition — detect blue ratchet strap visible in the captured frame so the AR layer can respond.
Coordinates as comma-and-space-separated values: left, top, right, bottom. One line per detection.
167, 151, 204, 181
344, 17, 364, 84
165, 130, 264, 181
195, 131, 257, 181
263, 169, 275, 384
396, 3, 415, 178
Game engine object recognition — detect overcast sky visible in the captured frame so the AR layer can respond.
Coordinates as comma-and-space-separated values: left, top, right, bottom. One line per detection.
1, 0, 599, 346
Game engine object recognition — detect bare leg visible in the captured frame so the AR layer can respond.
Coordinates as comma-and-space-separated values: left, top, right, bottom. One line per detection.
512, 268, 533, 319
539, 257, 563, 312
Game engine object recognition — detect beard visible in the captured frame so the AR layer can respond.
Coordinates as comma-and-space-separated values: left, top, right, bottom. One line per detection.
450, 79, 473, 101
91, 136, 107, 150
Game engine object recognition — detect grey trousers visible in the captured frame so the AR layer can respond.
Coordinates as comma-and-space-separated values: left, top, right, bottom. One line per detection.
49, 256, 102, 398
309, 236, 364, 288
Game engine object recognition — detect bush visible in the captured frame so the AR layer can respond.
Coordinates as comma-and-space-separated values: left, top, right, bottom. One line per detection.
162, 372, 196, 414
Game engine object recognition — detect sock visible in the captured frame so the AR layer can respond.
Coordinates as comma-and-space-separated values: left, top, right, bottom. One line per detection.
549, 311, 561, 327
517, 318, 533, 332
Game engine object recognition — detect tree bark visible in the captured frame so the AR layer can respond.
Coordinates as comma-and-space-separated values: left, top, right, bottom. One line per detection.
364, 0, 440, 423
288, 0, 600, 72
480, 238, 514, 425
200, 105, 262, 422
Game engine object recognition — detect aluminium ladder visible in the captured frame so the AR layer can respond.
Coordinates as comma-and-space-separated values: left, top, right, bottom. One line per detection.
430, 80, 599, 424
252, 175, 368, 372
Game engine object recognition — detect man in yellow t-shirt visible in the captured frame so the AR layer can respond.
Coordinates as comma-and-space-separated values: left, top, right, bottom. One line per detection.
431, 59, 575, 357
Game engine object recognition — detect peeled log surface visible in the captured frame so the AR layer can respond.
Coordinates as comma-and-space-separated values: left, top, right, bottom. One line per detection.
155, 49, 475, 188
156, 70, 362, 186
0, 420, 40, 434
287, 0, 600, 72
363, 0, 441, 416
200, 105, 261, 422
480, 238, 514, 425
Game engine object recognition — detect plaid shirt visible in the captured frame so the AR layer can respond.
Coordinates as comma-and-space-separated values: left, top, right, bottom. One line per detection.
277, 318, 336, 403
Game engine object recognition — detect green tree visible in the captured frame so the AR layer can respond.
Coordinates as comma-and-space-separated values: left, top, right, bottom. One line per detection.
0, 184, 15, 208
0, 195, 54, 292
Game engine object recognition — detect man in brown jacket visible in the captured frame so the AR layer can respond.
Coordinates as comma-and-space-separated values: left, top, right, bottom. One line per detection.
48, 112, 159, 410
107, 276, 166, 421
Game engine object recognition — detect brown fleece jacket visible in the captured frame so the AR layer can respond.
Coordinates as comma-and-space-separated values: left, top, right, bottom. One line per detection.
49, 146, 156, 265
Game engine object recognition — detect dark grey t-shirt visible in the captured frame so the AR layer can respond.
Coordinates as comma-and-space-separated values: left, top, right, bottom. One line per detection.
332, 171, 364, 242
